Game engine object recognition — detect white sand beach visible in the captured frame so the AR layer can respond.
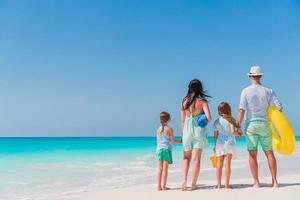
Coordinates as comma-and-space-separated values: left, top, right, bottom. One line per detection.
62, 174, 300, 200
60, 151, 300, 200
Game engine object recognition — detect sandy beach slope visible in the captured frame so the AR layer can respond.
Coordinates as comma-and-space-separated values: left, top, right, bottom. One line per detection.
62, 174, 300, 200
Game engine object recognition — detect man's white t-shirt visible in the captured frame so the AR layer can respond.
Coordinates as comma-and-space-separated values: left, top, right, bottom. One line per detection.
239, 84, 282, 122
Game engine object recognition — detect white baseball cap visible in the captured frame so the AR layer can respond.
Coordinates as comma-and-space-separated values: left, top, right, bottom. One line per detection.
248, 65, 264, 76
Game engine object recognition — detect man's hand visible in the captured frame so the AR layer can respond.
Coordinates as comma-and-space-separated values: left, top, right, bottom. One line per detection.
237, 128, 243, 136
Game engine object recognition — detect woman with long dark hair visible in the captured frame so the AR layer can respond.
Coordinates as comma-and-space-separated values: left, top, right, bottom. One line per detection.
181, 79, 212, 191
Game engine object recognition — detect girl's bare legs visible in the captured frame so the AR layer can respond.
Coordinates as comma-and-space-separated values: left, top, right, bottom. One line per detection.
182, 151, 192, 191
157, 161, 163, 191
216, 155, 225, 189
162, 161, 169, 190
191, 149, 202, 190
225, 154, 232, 189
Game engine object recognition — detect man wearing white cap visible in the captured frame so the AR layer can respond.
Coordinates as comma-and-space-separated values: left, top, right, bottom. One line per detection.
238, 66, 282, 188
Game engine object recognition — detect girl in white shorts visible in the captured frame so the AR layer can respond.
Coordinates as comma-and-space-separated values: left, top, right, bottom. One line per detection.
213, 102, 242, 189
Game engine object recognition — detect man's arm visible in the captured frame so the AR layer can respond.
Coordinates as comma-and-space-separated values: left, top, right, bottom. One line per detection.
270, 89, 283, 112
238, 109, 245, 128
238, 89, 247, 128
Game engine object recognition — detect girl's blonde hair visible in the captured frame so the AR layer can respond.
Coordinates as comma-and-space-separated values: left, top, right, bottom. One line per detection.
218, 102, 238, 128
160, 111, 171, 133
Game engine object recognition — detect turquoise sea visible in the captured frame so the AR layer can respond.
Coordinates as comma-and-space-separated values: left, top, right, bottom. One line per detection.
1, 136, 299, 200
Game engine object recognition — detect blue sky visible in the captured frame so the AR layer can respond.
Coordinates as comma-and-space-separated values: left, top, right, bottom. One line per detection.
0, 0, 299, 136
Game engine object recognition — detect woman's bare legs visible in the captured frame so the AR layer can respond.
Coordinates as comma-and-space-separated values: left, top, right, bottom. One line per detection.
191, 149, 202, 190
162, 161, 169, 190
157, 161, 163, 191
182, 150, 192, 191
225, 154, 232, 189
216, 155, 225, 189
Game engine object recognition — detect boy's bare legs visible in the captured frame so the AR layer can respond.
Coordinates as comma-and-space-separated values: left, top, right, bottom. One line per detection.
191, 149, 202, 190
157, 161, 163, 191
264, 151, 278, 187
182, 151, 192, 191
162, 161, 169, 190
248, 150, 260, 187
225, 154, 232, 189
216, 155, 225, 189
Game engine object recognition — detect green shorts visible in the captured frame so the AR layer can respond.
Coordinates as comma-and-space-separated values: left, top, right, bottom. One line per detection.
245, 120, 272, 152
156, 149, 173, 164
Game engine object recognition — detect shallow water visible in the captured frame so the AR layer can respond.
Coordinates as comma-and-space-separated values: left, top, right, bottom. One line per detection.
0, 136, 299, 200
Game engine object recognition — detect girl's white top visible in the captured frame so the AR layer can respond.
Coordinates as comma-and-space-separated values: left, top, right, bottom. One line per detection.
156, 126, 172, 151
214, 117, 237, 157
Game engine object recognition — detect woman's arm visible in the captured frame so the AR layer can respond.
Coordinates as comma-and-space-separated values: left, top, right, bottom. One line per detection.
203, 102, 212, 123
181, 110, 186, 132
213, 130, 218, 152
169, 128, 182, 144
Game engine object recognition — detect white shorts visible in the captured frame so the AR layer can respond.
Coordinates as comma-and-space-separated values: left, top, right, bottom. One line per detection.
215, 143, 237, 158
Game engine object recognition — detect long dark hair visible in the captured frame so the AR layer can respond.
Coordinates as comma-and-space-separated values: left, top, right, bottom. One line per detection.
218, 102, 238, 128
181, 79, 211, 110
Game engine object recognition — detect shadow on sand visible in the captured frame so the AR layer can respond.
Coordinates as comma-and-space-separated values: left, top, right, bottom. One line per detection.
168, 182, 300, 191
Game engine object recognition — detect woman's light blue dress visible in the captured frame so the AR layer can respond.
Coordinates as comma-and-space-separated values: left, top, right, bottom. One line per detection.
182, 102, 208, 151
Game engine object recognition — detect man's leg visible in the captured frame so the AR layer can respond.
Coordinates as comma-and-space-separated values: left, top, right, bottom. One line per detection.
248, 150, 260, 187
264, 151, 278, 187
246, 122, 259, 187
260, 121, 278, 187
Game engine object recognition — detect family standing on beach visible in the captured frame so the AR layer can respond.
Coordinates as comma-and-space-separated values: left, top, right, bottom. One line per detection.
156, 66, 283, 191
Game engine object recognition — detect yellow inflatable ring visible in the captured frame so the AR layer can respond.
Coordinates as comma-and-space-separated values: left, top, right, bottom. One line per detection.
267, 106, 296, 155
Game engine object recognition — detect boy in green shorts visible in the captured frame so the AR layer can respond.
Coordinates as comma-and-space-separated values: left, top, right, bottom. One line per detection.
238, 66, 282, 188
